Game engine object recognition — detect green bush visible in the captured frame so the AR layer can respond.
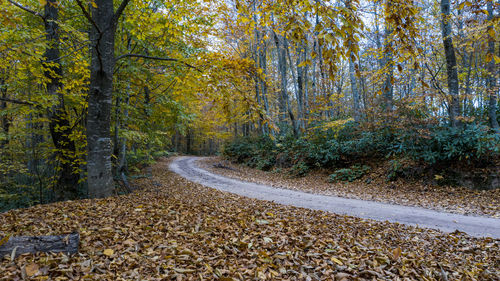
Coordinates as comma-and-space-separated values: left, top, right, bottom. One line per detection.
151, 150, 169, 159
289, 161, 310, 177
222, 135, 277, 171
392, 123, 500, 165
329, 165, 370, 182
222, 122, 499, 179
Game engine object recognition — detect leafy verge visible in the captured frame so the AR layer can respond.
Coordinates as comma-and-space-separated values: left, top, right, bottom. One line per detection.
0, 159, 498, 280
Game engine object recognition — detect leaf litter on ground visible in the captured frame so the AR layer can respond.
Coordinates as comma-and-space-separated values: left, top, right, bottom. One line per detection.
0, 158, 498, 280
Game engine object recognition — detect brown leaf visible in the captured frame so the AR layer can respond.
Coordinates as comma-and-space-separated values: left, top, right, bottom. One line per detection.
25, 263, 39, 277
392, 247, 402, 260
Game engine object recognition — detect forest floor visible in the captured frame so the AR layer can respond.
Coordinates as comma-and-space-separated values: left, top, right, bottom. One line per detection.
1, 158, 499, 280
200, 157, 500, 218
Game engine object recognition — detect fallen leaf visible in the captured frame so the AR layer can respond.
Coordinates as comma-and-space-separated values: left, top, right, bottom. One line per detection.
25, 263, 39, 277
103, 249, 114, 256
173, 267, 195, 273
392, 247, 402, 260
0, 234, 10, 247
331, 257, 343, 265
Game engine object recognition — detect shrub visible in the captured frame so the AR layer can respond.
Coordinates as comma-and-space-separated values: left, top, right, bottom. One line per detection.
222, 122, 499, 179
222, 135, 277, 171
289, 161, 310, 177
392, 123, 500, 165
329, 165, 370, 182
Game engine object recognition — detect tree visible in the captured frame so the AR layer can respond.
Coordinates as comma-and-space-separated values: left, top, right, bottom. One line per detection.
440, 0, 461, 127
75, 0, 131, 198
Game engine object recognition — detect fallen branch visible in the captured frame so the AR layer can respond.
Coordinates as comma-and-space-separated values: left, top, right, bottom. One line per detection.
0, 233, 79, 258
213, 162, 235, 171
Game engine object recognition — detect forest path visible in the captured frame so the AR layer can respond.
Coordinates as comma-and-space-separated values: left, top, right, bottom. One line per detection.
169, 156, 500, 238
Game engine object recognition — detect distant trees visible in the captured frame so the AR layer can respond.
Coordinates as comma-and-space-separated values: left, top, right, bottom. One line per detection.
216, 0, 498, 137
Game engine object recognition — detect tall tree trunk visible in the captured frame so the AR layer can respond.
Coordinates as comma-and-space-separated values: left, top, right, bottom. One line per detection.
0, 78, 9, 149
487, 1, 499, 132
382, 4, 394, 112
118, 92, 129, 175
349, 53, 361, 122
273, 31, 297, 135
44, 0, 79, 200
440, 0, 461, 127
296, 45, 305, 130
86, 0, 130, 198
259, 41, 270, 135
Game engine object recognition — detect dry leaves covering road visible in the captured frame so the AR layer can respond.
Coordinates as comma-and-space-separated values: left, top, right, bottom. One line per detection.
0, 158, 499, 280
200, 157, 500, 218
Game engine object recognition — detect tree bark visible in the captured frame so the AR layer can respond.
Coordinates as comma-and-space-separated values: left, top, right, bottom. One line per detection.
86, 0, 130, 198
440, 0, 461, 127
382, 1, 394, 112
0, 78, 9, 149
43, 0, 79, 201
349, 53, 361, 122
0, 233, 79, 258
273, 31, 297, 135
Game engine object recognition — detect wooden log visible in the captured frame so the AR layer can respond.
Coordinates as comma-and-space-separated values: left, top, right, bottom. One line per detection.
0, 232, 79, 258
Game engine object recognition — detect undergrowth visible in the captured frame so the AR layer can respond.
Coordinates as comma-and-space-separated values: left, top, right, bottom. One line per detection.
223, 122, 500, 188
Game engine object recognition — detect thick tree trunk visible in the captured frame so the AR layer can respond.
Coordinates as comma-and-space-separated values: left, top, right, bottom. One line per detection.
44, 0, 79, 200
487, 1, 499, 132
440, 0, 461, 127
86, 0, 120, 198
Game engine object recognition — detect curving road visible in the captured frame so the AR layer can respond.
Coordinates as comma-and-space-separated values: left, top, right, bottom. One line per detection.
169, 156, 500, 238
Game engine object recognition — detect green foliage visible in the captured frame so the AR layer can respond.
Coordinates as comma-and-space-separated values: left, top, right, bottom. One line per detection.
392, 123, 500, 165
387, 159, 404, 181
223, 121, 500, 180
151, 150, 170, 159
329, 165, 370, 182
222, 136, 277, 171
289, 161, 310, 177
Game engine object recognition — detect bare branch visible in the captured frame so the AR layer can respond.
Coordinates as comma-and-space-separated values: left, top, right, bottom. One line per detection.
115, 54, 202, 72
74, 0, 100, 33
113, 0, 132, 24
7, 0, 44, 19
0, 97, 38, 107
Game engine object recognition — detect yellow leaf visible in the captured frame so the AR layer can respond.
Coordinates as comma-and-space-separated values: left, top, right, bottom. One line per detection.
39, 0, 47, 6
91, 1, 97, 8
434, 175, 444, 180
25, 263, 39, 277
392, 247, 402, 260
0, 234, 10, 247
331, 257, 343, 265
494, 55, 500, 64
485, 53, 493, 63
103, 249, 114, 256
488, 29, 495, 39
